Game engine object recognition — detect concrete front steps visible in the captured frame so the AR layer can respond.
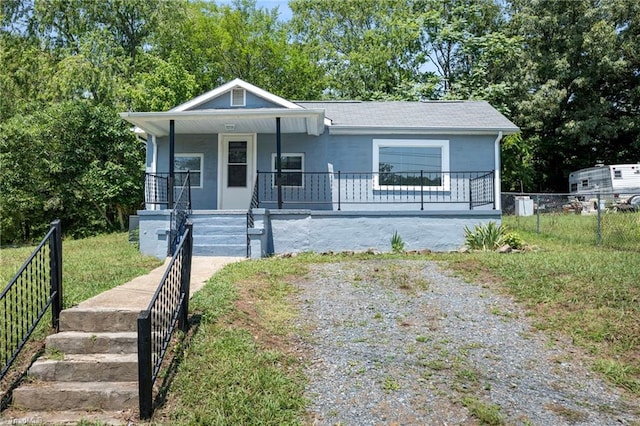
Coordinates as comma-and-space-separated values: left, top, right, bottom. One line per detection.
3, 257, 242, 425
10, 308, 141, 419
190, 211, 248, 257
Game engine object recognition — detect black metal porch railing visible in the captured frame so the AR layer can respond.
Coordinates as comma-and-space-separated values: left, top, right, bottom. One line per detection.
256, 171, 496, 210
469, 172, 495, 209
138, 221, 193, 420
1, 220, 63, 382
144, 172, 192, 255
144, 173, 170, 208
169, 171, 191, 256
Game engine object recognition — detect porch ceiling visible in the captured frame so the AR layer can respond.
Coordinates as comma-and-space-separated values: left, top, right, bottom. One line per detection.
119, 108, 326, 137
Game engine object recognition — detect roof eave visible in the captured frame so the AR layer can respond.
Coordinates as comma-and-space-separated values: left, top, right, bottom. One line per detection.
119, 109, 326, 137
328, 126, 520, 136
170, 78, 303, 112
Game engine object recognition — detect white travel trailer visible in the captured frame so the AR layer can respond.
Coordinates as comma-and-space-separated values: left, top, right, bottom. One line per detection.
569, 164, 640, 201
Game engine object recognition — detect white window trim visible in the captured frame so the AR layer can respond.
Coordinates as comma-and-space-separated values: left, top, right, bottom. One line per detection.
271, 153, 305, 188
230, 88, 246, 107
372, 139, 450, 191
175, 153, 204, 188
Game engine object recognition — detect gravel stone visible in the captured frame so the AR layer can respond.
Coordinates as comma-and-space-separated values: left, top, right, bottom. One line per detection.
294, 259, 640, 425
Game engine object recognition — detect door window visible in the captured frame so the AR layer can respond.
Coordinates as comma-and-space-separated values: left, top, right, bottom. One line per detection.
227, 141, 247, 187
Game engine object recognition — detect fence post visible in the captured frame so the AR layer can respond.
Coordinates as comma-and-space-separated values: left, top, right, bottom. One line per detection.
49, 220, 63, 331
492, 172, 496, 210
179, 222, 193, 333
337, 171, 341, 211
536, 194, 540, 234
187, 171, 192, 211
469, 175, 473, 211
138, 312, 153, 419
597, 193, 602, 245
420, 170, 424, 211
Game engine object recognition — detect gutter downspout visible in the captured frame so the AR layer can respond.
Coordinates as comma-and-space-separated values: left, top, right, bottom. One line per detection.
494, 131, 503, 210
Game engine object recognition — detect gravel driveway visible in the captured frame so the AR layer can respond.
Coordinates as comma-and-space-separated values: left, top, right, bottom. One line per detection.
294, 260, 640, 425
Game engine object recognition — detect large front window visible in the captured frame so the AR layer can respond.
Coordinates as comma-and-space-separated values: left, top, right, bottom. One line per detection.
272, 153, 304, 187
174, 154, 203, 188
373, 139, 449, 190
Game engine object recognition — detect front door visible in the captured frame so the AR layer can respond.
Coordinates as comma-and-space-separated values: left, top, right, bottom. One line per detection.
219, 134, 256, 209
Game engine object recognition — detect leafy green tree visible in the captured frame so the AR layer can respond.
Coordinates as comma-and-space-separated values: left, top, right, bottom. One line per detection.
289, 0, 432, 100
129, 56, 198, 111
0, 112, 50, 241
152, 0, 324, 101
0, 102, 144, 243
416, 0, 523, 111
501, 133, 535, 192
507, 0, 640, 190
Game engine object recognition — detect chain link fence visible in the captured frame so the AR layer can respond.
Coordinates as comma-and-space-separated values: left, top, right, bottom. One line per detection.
502, 192, 640, 252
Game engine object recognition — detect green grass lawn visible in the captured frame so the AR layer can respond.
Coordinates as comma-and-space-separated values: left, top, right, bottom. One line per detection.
1, 232, 162, 308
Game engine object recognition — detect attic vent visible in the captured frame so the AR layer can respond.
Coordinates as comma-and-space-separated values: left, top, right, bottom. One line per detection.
231, 88, 245, 107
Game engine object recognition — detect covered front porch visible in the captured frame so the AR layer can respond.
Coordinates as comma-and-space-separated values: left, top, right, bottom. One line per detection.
137, 167, 499, 259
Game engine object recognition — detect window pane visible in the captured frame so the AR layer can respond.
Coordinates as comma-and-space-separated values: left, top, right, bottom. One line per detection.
379, 146, 441, 173
378, 146, 441, 186
174, 156, 201, 187
282, 156, 302, 170
272, 154, 304, 187
228, 165, 246, 187
273, 155, 302, 171
175, 156, 200, 171
228, 141, 247, 163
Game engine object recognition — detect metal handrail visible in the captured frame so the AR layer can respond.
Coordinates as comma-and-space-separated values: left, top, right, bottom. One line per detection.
138, 222, 193, 419
169, 171, 191, 256
1, 220, 62, 381
144, 173, 170, 208
469, 172, 496, 209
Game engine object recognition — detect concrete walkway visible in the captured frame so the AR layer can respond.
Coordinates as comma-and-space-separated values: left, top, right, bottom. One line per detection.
76, 256, 244, 311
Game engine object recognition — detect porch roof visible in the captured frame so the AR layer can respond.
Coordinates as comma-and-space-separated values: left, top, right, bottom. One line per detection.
119, 108, 327, 137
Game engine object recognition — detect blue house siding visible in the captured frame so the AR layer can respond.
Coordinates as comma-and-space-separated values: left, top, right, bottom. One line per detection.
148, 131, 497, 212
248, 209, 502, 257
256, 133, 329, 173
193, 92, 282, 110
449, 135, 496, 171
154, 134, 220, 210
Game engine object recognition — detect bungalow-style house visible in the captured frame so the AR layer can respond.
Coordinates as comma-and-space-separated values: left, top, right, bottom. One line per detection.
120, 79, 519, 259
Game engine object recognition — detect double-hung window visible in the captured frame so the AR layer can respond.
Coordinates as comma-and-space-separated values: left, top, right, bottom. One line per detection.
272, 153, 304, 187
372, 139, 449, 190
174, 154, 203, 188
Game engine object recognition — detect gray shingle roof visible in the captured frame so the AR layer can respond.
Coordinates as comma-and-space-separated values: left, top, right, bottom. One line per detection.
295, 100, 518, 133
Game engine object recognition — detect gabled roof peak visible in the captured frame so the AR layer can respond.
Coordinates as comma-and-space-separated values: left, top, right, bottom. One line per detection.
170, 78, 303, 112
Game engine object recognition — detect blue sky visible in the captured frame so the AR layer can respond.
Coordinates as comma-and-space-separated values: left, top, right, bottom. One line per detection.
216, 0, 293, 21
256, 0, 293, 20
